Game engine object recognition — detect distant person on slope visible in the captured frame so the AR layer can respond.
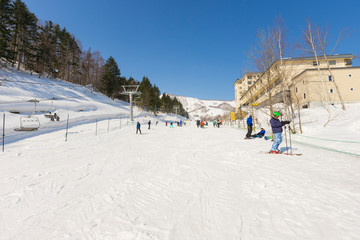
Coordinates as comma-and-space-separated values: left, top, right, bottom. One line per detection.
136, 122, 141, 134
148, 120, 151, 129
245, 115, 253, 139
269, 112, 290, 153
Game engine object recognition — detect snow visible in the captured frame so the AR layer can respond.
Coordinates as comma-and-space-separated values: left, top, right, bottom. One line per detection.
1, 66, 360, 239
165, 94, 235, 119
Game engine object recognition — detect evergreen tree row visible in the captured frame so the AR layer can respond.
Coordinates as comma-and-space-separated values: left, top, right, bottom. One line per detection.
0, 0, 104, 87
0, 0, 188, 118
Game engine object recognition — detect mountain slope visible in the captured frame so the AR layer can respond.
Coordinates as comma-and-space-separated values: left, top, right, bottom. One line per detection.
166, 93, 235, 120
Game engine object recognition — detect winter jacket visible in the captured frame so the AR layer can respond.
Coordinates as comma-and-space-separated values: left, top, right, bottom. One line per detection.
247, 117, 253, 126
270, 117, 285, 133
258, 129, 266, 136
136, 122, 141, 129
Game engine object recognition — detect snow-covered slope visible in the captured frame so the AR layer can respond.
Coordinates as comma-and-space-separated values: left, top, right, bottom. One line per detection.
0, 65, 185, 144
166, 93, 235, 120
1, 65, 360, 240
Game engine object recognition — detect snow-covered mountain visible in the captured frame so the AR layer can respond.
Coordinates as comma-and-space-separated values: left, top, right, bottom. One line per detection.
166, 93, 235, 120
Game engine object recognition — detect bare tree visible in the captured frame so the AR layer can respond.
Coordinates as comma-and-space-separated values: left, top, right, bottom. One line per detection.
248, 18, 286, 116
302, 19, 347, 110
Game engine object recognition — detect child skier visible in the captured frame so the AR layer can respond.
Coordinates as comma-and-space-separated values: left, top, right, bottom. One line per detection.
251, 128, 266, 138
269, 112, 290, 153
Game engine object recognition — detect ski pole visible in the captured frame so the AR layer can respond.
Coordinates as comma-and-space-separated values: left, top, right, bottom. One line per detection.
289, 126, 293, 154
284, 125, 288, 154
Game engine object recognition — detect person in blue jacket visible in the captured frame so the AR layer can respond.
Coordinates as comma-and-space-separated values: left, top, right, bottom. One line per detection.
251, 128, 266, 138
136, 122, 141, 134
245, 115, 253, 139
269, 112, 290, 153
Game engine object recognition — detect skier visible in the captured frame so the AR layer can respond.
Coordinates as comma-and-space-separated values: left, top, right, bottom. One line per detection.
245, 115, 253, 139
269, 112, 290, 153
148, 120, 151, 129
251, 128, 266, 138
196, 120, 200, 128
170, 122, 174, 128
136, 122, 141, 134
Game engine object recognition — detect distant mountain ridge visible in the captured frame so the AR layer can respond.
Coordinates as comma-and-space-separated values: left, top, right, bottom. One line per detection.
166, 93, 235, 120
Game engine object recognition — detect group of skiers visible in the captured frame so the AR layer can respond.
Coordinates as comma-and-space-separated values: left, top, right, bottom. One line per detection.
137, 119, 180, 134
245, 111, 291, 154
196, 119, 222, 128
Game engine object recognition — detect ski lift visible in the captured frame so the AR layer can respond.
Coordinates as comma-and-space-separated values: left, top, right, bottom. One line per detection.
14, 115, 40, 131
14, 98, 41, 131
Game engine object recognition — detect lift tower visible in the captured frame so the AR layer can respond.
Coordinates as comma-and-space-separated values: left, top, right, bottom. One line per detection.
121, 85, 141, 122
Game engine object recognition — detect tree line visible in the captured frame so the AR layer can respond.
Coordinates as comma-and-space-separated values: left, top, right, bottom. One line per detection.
0, 0, 188, 117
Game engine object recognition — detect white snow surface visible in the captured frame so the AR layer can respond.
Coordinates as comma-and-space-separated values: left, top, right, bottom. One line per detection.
0, 66, 360, 239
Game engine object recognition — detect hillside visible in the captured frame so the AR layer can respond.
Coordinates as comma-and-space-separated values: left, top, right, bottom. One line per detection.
0, 65, 184, 144
166, 93, 235, 120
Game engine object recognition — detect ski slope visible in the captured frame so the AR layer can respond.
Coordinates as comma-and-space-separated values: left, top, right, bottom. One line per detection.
1, 65, 360, 239
1, 122, 359, 240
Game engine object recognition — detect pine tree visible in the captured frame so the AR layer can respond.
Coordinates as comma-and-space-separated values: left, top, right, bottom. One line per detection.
9, 0, 37, 70
101, 56, 120, 97
0, 0, 12, 61
138, 76, 152, 110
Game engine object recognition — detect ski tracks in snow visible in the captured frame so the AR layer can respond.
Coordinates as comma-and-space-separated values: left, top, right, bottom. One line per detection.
1, 124, 360, 239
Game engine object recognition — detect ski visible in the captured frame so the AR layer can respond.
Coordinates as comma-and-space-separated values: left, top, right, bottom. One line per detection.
259, 151, 302, 156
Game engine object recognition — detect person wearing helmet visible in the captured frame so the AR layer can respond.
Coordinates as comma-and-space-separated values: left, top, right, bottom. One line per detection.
269, 111, 290, 153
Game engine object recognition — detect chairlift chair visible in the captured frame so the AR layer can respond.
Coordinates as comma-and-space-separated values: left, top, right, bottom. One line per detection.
14, 115, 41, 131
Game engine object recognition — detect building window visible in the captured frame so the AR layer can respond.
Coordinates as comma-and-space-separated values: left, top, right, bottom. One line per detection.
303, 80, 304, 85
330, 89, 333, 93
328, 75, 332, 81
295, 87, 298, 93
350, 88, 354, 91
304, 93, 306, 99
345, 59, 352, 65
253, 81, 256, 83
248, 81, 252, 85
247, 75, 252, 79
313, 61, 319, 66
329, 60, 336, 65
349, 74, 352, 77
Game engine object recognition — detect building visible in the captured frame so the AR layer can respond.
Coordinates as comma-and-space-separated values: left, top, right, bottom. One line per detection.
235, 54, 359, 112
234, 72, 261, 114
290, 66, 360, 108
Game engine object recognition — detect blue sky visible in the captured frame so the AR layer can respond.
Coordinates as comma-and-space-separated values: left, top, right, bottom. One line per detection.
23, 0, 360, 100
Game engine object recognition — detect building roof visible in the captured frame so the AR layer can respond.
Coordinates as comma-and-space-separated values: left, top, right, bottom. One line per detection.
280, 54, 355, 62
234, 72, 262, 85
